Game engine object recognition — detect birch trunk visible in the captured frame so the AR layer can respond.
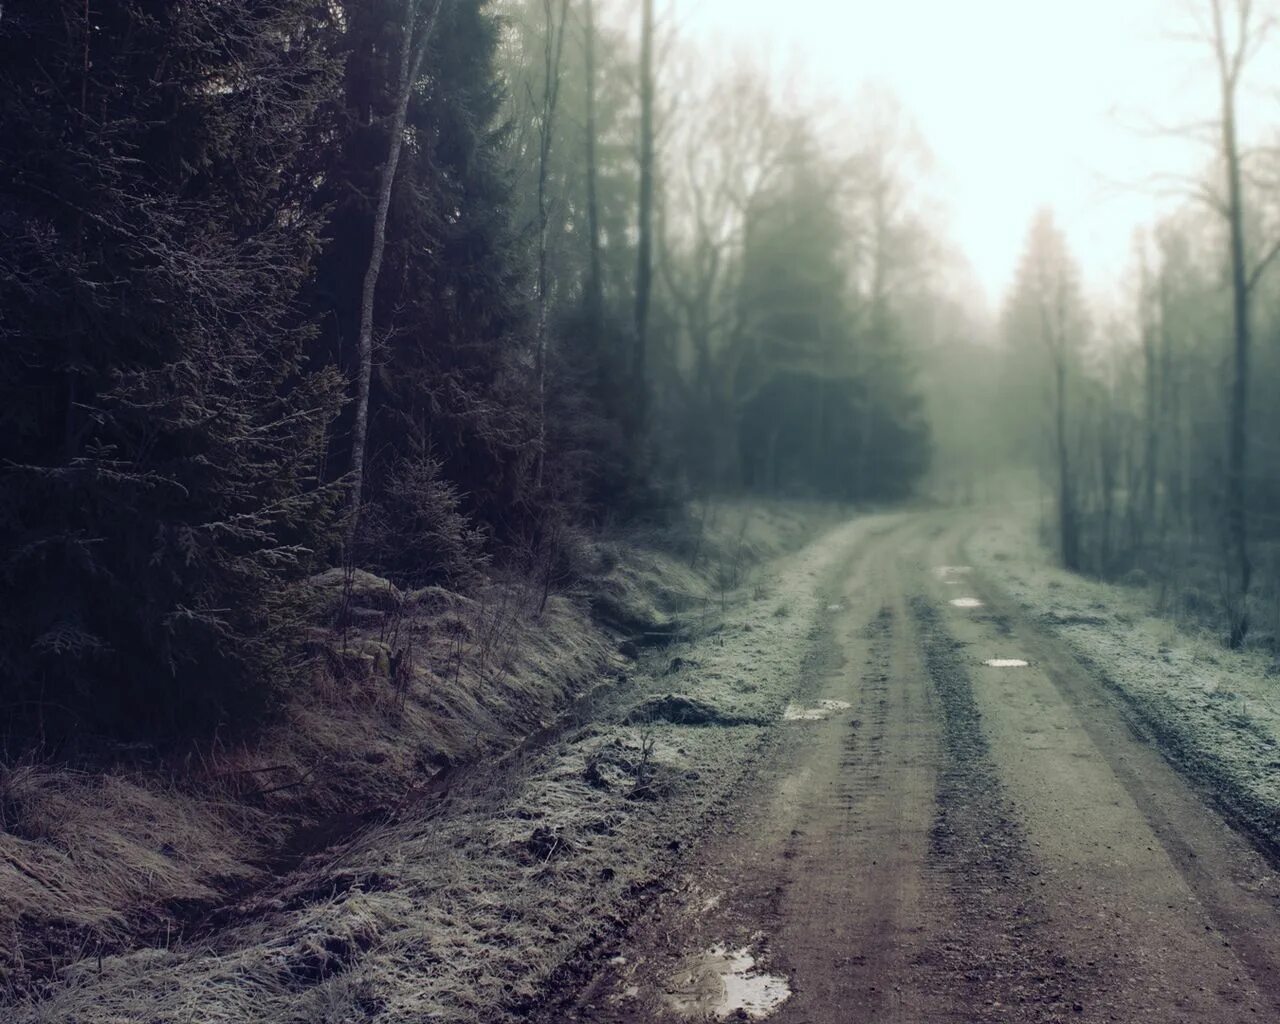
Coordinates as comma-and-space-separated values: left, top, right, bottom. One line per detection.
347, 0, 437, 541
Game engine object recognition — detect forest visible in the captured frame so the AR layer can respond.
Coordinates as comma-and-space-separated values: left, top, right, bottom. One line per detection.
0, 0, 942, 738
4, 2, 1280, 1022
5, 0, 1276, 740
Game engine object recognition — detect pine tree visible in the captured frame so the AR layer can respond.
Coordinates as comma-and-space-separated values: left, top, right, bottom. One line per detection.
311, 0, 537, 581
1004, 210, 1088, 570
0, 1, 345, 734
733, 145, 929, 499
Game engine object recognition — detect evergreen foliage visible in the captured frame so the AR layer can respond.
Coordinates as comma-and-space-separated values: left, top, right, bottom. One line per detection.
311, 0, 537, 573
0, 1, 346, 734
0, 0, 938, 739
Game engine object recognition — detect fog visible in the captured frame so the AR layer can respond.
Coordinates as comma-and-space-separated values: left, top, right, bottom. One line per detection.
684, 0, 1280, 307
6, 2, 1280, 1021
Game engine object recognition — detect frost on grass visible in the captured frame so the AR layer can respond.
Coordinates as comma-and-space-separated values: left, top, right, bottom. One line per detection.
0, 578, 615, 1000
971, 512, 1280, 845
625, 693, 769, 727
10, 513, 870, 1024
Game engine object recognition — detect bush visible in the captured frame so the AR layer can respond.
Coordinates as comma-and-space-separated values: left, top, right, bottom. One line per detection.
354, 454, 488, 590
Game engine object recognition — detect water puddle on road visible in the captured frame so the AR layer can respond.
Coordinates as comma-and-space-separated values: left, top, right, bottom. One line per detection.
984, 658, 1030, 668
783, 699, 852, 721
949, 597, 984, 608
664, 944, 791, 1021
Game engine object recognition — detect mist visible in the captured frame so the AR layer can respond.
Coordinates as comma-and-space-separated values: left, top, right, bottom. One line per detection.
3, 2, 1280, 1021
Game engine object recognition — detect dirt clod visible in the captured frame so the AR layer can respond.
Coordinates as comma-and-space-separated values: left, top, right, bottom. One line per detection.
624, 694, 762, 727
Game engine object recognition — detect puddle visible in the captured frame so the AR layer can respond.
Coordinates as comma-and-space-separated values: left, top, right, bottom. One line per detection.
664, 945, 791, 1020
949, 597, 984, 608
826, 603, 844, 612
984, 658, 1030, 668
783, 699, 852, 721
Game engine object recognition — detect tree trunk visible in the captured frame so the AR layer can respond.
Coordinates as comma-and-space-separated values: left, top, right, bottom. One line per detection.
1054, 357, 1079, 571
583, 0, 604, 358
533, 0, 569, 489
348, 0, 435, 541
1099, 399, 1117, 573
1215, 0, 1252, 646
1140, 251, 1159, 546
1157, 267, 1175, 542
631, 0, 655, 439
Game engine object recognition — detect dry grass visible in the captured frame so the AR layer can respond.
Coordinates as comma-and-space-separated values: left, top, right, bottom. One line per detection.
1, 578, 614, 1001
12, 725, 723, 1024
1, 499, 843, 1019
0, 761, 273, 992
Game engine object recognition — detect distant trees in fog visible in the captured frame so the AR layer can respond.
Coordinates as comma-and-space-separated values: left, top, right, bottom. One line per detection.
997, 0, 1280, 649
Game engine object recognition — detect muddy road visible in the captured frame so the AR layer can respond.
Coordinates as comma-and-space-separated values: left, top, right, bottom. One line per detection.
540, 513, 1280, 1024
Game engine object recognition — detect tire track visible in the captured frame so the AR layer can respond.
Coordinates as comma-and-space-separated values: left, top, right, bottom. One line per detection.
911, 594, 1097, 1022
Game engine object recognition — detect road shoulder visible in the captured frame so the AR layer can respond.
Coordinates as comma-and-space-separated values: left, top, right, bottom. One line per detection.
968, 510, 1280, 861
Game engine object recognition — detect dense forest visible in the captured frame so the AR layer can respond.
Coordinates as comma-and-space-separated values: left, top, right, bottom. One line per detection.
1, 0, 1278, 745
0, 0, 937, 739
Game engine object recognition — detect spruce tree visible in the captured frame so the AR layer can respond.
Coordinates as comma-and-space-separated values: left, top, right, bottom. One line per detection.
0, 1, 345, 734
312, 0, 537, 581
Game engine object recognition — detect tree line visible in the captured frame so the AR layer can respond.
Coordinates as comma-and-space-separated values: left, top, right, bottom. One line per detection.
995, 0, 1280, 650
0, 1, 939, 738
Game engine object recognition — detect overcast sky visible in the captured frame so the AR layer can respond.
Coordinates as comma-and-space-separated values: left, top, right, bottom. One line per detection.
673, 0, 1278, 313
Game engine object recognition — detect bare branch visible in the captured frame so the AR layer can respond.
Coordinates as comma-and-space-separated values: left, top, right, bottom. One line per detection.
1246, 235, 1280, 291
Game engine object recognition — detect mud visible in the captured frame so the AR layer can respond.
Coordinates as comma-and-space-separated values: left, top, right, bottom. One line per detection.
543, 512, 1280, 1024
663, 944, 791, 1020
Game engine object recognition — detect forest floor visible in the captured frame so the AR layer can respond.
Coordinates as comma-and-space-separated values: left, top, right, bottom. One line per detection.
9, 503, 1280, 1023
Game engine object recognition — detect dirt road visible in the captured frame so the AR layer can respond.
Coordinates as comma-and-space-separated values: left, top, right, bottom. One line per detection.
543, 513, 1280, 1023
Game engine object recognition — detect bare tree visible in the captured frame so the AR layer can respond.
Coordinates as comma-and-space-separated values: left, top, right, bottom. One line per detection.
583, 0, 604, 353
657, 61, 790, 483
1008, 210, 1085, 570
1201, 0, 1280, 644
348, 0, 444, 540
846, 95, 936, 495
1134, 231, 1161, 543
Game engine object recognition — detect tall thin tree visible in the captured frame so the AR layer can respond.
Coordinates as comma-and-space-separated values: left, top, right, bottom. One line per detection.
583, 0, 605, 355
631, 0, 655, 438
1203, 0, 1279, 645
533, 0, 570, 488
348, 0, 444, 538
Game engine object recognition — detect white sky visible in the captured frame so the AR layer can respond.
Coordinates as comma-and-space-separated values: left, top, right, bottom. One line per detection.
674, 0, 1279, 312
